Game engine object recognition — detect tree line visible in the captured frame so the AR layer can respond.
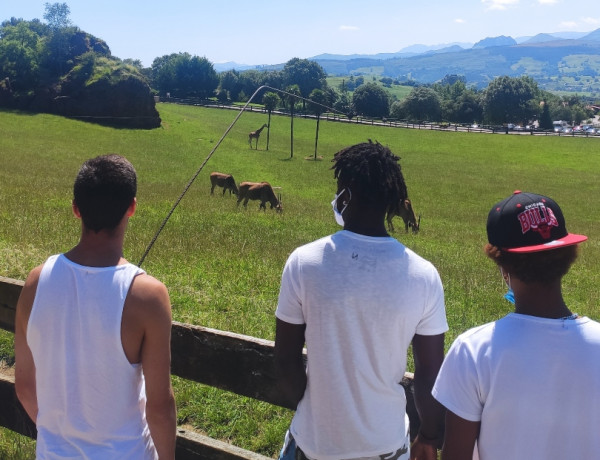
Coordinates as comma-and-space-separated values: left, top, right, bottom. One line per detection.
1, 3, 597, 129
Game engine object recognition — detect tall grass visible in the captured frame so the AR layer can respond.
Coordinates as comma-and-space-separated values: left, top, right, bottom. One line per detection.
1, 104, 600, 456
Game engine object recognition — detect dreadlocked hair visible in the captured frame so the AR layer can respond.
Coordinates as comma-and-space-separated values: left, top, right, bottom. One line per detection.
331, 140, 408, 210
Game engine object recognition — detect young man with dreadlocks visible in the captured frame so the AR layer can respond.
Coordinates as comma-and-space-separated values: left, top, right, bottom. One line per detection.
275, 141, 448, 460
15, 154, 176, 459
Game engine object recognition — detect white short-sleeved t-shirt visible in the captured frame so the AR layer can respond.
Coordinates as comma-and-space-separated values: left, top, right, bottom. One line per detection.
276, 230, 448, 460
433, 313, 600, 460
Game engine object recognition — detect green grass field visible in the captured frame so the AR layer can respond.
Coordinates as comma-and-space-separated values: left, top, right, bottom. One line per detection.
1, 103, 600, 457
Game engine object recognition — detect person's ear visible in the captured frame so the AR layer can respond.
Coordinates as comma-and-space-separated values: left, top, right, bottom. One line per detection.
342, 188, 351, 206
126, 198, 137, 217
72, 201, 81, 219
500, 266, 510, 283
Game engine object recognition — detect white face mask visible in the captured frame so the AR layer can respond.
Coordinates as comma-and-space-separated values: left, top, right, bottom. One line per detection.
332, 188, 351, 226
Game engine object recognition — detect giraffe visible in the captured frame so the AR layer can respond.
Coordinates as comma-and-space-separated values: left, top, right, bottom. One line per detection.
248, 124, 268, 149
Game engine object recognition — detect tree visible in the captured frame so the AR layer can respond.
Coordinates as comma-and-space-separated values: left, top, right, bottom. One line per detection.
262, 91, 280, 151
0, 21, 42, 91
151, 53, 177, 96
309, 88, 327, 160
282, 58, 326, 109
236, 69, 266, 102
43, 2, 71, 30
174, 54, 218, 98
389, 100, 406, 120
151, 53, 218, 98
440, 74, 466, 87
442, 86, 483, 124
285, 84, 301, 158
482, 76, 539, 125
40, 3, 76, 80
219, 69, 239, 101
352, 82, 390, 118
401, 87, 441, 121
539, 100, 553, 130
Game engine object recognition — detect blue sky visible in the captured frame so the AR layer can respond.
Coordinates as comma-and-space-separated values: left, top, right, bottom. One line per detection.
5, 0, 600, 67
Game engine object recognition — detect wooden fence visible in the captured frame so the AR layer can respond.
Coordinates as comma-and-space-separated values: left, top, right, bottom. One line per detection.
159, 98, 600, 139
0, 276, 419, 459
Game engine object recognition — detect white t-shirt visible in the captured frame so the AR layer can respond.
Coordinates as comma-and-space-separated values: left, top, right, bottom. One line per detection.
276, 230, 448, 460
433, 312, 600, 460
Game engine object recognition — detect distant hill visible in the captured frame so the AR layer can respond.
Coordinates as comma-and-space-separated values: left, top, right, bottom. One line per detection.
523, 33, 559, 44
219, 28, 600, 94
582, 28, 600, 41
312, 39, 600, 92
213, 61, 255, 72
473, 35, 517, 49
310, 42, 472, 62
423, 45, 465, 55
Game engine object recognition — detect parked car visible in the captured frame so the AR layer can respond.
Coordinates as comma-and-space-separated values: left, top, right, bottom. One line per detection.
562, 126, 573, 134
554, 126, 563, 133
585, 127, 597, 135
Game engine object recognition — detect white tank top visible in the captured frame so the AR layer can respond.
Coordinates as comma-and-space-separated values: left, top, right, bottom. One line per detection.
27, 254, 158, 460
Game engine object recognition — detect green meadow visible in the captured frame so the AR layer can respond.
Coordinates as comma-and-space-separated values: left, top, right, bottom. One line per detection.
1, 103, 600, 457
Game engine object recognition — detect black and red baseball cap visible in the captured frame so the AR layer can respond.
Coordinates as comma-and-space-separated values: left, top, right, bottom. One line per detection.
487, 190, 587, 253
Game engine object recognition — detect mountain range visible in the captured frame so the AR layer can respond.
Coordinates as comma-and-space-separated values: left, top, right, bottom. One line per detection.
214, 29, 600, 94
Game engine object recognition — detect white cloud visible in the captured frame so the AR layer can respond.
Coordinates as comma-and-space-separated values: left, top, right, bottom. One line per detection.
558, 21, 578, 29
582, 17, 600, 25
537, 0, 557, 4
454, 18, 466, 24
339, 25, 359, 31
482, 0, 519, 11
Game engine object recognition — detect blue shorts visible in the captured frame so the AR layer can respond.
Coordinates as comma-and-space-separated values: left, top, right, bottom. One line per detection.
278, 430, 410, 460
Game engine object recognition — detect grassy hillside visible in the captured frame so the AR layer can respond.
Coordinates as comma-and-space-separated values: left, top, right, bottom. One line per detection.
1, 104, 600, 456
326, 76, 413, 102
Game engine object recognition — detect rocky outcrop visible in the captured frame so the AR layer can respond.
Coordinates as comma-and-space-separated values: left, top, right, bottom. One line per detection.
53, 71, 161, 129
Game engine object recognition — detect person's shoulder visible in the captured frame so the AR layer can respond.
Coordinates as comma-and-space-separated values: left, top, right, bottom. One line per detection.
580, 317, 600, 332
127, 273, 171, 320
452, 321, 496, 347
129, 272, 169, 300
401, 245, 441, 276
289, 234, 334, 257
24, 264, 44, 285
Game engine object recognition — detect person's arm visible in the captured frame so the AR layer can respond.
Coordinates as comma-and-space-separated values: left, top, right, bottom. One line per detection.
274, 318, 306, 409
410, 333, 446, 460
442, 410, 480, 460
135, 276, 177, 460
14, 265, 43, 423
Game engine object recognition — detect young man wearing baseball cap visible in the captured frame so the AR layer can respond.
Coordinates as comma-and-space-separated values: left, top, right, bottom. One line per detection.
432, 190, 600, 460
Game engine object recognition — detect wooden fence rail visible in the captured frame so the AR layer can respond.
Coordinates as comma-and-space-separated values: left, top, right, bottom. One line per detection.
0, 276, 419, 459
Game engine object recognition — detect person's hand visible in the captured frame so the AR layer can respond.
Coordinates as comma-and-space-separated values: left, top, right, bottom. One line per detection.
410, 433, 439, 460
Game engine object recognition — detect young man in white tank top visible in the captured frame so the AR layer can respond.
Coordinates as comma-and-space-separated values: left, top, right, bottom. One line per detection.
15, 154, 176, 459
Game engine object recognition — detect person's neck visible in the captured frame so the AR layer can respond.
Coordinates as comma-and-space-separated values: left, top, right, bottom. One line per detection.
65, 228, 127, 267
343, 221, 389, 237
513, 281, 573, 319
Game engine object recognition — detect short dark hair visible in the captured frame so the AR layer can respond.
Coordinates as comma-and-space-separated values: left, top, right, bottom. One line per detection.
331, 140, 408, 212
484, 243, 578, 285
73, 154, 137, 232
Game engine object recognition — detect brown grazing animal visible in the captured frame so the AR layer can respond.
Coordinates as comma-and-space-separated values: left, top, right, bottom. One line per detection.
210, 172, 238, 196
237, 181, 282, 212
248, 124, 268, 149
387, 199, 420, 233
